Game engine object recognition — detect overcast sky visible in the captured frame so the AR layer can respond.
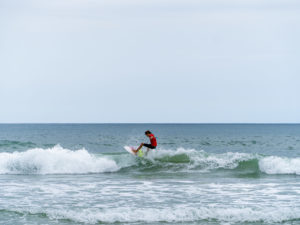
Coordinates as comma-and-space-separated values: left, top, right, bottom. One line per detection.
0, 0, 299, 123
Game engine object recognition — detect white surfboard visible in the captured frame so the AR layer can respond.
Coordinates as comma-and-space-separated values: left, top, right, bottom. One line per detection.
124, 146, 136, 156
124, 146, 145, 157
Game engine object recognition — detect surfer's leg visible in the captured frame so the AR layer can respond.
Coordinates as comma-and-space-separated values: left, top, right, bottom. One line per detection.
134, 143, 144, 153
145, 148, 150, 156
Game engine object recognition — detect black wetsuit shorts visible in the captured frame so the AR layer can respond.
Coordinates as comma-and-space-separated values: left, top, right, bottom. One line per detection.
143, 143, 156, 149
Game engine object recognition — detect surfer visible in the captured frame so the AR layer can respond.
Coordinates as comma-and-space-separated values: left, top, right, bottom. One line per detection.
133, 130, 157, 155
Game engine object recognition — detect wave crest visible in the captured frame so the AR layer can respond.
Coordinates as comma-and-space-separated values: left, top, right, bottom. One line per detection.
0, 145, 119, 174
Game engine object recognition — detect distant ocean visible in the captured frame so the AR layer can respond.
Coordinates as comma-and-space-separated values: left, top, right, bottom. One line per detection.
0, 124, 300, 225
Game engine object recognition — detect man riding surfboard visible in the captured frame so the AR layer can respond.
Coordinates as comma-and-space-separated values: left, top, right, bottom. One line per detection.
133, 130, 157, 155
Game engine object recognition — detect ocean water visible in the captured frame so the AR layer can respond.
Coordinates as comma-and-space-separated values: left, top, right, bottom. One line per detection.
0, 124, 300, 225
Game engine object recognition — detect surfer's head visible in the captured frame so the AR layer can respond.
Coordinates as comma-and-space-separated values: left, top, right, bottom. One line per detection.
145, 130, 152, 136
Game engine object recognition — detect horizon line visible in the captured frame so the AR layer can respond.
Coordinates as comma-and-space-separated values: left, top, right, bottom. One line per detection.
0, 122, 299, 125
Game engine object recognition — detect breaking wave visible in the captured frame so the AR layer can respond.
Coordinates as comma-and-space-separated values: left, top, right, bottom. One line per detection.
0, 146, 300, 175
0, 145, 119, 174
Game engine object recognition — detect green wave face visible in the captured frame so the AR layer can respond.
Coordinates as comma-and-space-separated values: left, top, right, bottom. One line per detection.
111, 148, 262, 176
113, 148, 300, 177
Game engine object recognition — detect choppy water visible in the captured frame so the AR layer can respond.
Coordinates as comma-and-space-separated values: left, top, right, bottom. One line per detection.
0, 124, 300, 225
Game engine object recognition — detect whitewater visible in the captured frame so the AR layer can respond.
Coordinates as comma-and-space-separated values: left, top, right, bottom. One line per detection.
1, 145, 300, 176
0, 124, 299, 225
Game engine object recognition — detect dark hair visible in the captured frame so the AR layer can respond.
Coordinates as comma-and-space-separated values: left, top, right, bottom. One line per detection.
145, 130, 152, 135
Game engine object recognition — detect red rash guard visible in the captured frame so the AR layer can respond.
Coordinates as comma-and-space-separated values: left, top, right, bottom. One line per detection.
149, 134, 157, 147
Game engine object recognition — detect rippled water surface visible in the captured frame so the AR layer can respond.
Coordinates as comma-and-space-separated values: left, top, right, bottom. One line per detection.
0, 124, 299, 224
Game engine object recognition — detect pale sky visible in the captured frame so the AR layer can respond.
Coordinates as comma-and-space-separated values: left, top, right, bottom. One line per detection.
0, 0, 299, 123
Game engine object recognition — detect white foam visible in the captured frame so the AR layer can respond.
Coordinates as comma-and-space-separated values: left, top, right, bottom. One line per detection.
147, 148, 256, 171
0, 145, 119, 174
20, 206, 300, 224
259, 156, 300, 175
192, 151, 255, 170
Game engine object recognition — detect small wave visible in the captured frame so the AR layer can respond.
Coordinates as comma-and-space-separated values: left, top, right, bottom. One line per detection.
7, 206, 300, 224
115, 148, 300, 176
116, 148, 258, 173
0, 140, 36, 148
0, 145, 119, 174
